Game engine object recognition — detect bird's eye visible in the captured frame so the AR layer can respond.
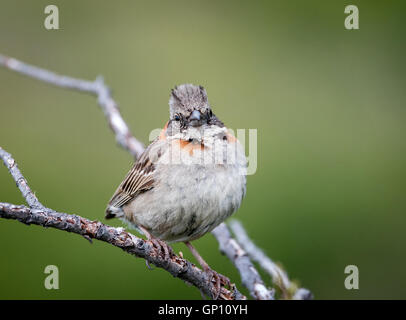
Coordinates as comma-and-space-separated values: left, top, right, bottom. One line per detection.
174, 114, 181, 121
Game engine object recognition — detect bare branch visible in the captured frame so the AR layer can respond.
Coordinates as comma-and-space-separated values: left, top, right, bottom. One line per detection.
212, 223, 274, 300
0, 203, 245, 300
0, 54, 144, 159
229, 220, 313, 300
0, 147, 45, 210
0, 53, 311, 300
0, 148, 245, 300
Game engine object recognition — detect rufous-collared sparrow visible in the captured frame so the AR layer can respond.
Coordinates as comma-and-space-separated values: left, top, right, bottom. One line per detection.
105, 84, 246, 298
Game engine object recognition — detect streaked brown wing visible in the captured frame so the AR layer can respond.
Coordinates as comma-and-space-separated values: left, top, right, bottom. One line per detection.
107, 138, 163, 209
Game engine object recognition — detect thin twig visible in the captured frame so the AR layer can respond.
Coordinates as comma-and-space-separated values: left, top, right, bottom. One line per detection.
212, 223, 274, 300
229, 220, 313, 300
0, 54, 144, 159
0, 148, 45, 210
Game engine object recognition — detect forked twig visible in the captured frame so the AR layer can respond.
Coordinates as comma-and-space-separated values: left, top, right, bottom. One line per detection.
0, 53, 311, 300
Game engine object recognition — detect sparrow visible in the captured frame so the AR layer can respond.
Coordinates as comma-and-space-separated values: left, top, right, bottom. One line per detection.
105, 84, 246, 298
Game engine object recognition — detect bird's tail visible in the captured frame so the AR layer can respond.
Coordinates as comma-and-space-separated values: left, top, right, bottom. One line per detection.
105, 205, 124, 219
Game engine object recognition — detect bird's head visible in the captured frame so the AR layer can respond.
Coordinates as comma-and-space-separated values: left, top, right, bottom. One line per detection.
168, 84, 223, 133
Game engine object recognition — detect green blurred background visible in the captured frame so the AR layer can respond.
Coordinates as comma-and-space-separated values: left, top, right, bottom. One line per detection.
1, 0, 405, 299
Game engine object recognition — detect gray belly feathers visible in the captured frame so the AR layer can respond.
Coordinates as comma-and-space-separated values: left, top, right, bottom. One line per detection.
123, 134, 247, 242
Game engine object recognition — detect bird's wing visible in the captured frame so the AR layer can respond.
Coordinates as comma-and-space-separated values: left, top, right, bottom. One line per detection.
106, 136, 166, 217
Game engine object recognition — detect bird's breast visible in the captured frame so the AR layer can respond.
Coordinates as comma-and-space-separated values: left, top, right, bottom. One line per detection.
124, 134, 247, 243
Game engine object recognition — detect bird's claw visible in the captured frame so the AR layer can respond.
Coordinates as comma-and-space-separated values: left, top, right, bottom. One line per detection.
205, 267, 231, 300
150, 238, 174, 261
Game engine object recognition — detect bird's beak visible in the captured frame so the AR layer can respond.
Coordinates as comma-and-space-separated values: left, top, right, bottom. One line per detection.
189, 110, 201, 127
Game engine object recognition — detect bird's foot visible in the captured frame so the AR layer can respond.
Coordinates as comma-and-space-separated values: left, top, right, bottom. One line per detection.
138, 225, 174, 262
150, 238, 174, 261
204, 267, 231, 300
